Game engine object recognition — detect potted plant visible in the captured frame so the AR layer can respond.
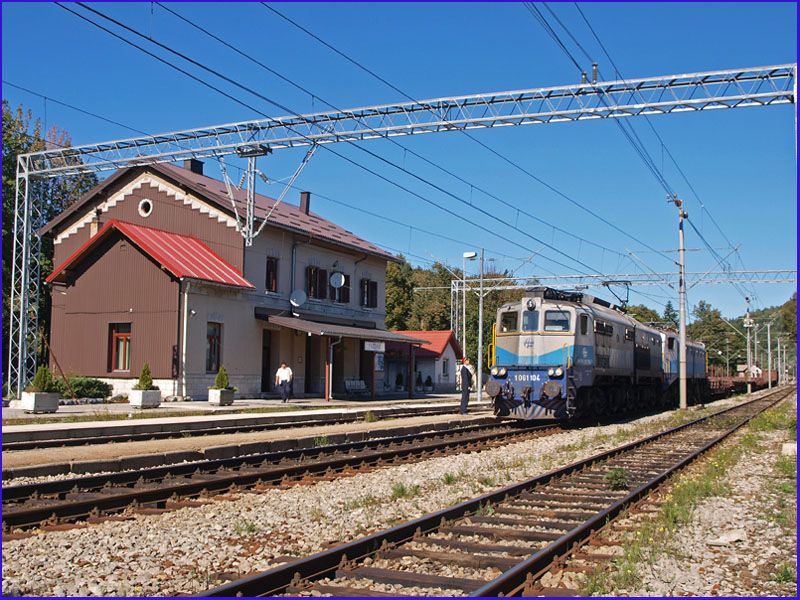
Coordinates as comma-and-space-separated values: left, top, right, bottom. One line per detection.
415, 371, 423, 392
423, 375, 434, 392
208, 365, 234, 406
395, 372, 404, 392
128, 362, 161, 408
21, 366, 60, 413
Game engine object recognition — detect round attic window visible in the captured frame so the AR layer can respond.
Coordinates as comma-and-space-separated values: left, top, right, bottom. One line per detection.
138, 198, 153, 218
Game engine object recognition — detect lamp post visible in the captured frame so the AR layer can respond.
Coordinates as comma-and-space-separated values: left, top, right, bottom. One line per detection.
743, 297, 753, 394
477, 248, 485, 403
462, 251, 477, 360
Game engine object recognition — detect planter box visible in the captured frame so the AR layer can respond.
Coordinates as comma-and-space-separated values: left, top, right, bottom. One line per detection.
20, 391, 59, 414
423, 386, 433, 392
208, 388, 234, 406
129, 389, 161, 408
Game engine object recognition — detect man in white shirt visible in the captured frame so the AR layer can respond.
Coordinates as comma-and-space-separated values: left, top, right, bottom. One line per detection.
275, 362, 293, 403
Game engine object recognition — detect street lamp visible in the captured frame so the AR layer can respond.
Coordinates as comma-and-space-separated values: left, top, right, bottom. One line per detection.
461, 252, 478, 361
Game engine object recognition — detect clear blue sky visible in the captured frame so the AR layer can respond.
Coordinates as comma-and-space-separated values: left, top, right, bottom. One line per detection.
3, 2, 796, 319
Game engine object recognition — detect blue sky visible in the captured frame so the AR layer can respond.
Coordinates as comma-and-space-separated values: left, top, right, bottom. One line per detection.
2, 1, 797, 319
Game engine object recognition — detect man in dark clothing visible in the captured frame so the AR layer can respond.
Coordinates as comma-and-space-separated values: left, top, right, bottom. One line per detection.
459, 358, 473, 415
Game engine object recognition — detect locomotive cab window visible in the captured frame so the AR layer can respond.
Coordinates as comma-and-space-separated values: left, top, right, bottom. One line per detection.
580, 314, 588, 335
522, 310, 539, 332
544, 310, 571, 332
625, 329, 634, 341
668, 338, 675, 350
500, 311, 518, 332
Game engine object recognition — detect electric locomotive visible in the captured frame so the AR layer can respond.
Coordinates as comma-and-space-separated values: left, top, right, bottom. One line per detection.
485, 287, 705, 421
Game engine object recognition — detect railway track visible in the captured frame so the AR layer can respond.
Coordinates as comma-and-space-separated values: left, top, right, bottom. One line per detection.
200, 385, 795, 597
1, 404, 488, 451
1, 420, 559, 531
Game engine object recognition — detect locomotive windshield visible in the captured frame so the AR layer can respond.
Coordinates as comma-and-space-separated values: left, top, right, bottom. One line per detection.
500, 311, 518, 332
544, 310, 571, 332
522, 310, 539, 331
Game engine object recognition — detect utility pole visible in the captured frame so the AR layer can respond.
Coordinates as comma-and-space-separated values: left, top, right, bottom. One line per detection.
462, 251, 477, 360
744, 297, 753, 394
670, 195, 688, 409
777, 337, 782, 385
477, 248, 485, 403
754, 325, 759, 370
767, 322, 772, 388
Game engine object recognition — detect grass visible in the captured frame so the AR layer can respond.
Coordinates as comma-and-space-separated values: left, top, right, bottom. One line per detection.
773, 563, 796, 583
390, 482, 420, 500
580, 569, 610, 596
478, 476, 496, 487
232, 519, 259, 535
313, 435, 330, 447
775, 455, 797, 479
474, 501, 496, 517
344, 495, 381, 510
363, 411, 378, 423
442, 472, 458, 485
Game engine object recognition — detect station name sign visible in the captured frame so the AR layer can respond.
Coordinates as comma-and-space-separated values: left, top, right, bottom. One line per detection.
364, 341, 385, 352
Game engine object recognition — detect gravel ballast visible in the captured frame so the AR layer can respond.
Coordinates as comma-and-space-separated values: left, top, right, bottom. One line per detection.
0, 394, 766, 596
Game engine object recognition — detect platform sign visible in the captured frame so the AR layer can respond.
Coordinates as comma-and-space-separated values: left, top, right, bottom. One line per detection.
365, 341, 385, 352
374, 352, 385, 372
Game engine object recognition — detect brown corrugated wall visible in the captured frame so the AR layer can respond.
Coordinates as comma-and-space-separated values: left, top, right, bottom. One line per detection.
48, 232, 179, 379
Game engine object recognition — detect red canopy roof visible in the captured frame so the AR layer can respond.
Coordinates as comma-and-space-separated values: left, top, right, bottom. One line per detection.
395, 330, 462, 359
46, 219, 254, 289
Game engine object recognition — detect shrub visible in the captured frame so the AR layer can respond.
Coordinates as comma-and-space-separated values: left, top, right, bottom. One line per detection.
415, 372, 423, 387
25, 366, 59, 393
604, 467, 629, 491
132, 362, 158, 391
424, 375, 433, 387
395, 373, 403, 387
54, 376, 112, 399
211, 366, 231, 390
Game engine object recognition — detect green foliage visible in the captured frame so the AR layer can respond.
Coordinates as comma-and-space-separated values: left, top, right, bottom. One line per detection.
775, 455, 796, 479
232, 519, 259, 536
25, 365, 59, 393
604, 467, 629, 491
390, 482, 420, 499
478, 476, 496, 487
313, 435, 329, 447
662, 301, 679, 329
53, 376, 112, 399
363, 411, 378, 423
384, 257, 414, 330
624, 304, 661, 324
441, 472, 457, 485
475, 501, 496, 516
132, 362, 157, 391
211, 365, 230, 390
773, 563, 796, 584
2, 101, 98, 373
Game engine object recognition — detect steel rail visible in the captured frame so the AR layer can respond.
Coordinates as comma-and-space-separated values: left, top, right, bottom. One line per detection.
1, 404, 484, 452
1, 421, 558, 530
199, 386, 793, 597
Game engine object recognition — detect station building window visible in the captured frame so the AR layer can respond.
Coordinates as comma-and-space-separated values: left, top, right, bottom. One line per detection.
109, 323, 131, 372
306, 266, 328, 300
360, 278, 378, 308
265, 257, 278, 293
206, 322, 222, 373
330, 274, 351, 304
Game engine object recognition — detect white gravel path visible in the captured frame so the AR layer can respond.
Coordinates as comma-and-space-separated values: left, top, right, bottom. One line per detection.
0, 394, 760, 596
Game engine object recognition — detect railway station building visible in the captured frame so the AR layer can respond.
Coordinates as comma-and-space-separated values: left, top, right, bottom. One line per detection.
41, 159, 426, 400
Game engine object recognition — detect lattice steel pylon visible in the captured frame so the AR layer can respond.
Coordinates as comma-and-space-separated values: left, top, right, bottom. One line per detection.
6, 63, 796, 396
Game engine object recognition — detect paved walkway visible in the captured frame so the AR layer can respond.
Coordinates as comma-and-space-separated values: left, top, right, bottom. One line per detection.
2, 392, 465, 423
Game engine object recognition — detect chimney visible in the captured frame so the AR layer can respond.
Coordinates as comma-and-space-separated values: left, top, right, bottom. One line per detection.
183, 158, 204, 175
300, 191, 311, 215
89, 208, 101, 236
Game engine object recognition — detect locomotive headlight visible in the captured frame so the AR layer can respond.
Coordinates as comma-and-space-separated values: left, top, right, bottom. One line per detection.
491, 366, 499, 376
547, 368, 555, 377
498, 367, 507, 377
554, 367, 563, 377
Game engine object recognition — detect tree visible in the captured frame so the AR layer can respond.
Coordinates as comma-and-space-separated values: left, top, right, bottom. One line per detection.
2, 101, 97, 383
687, 300, 729, 367
384, 256, 414, 330
662, 300, 679, 329
624, 303, 661, 324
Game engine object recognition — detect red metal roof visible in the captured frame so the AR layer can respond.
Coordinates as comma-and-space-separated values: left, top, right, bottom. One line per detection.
46, 219, 254, 289
395, 330, 462, 358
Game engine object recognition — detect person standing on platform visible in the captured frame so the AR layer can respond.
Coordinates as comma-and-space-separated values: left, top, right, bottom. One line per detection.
459, 357, 473, 415
275, 361, 293, 403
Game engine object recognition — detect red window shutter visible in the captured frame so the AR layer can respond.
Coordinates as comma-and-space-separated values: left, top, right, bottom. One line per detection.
306, 266, 315, 297
360, 278, 368, 306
